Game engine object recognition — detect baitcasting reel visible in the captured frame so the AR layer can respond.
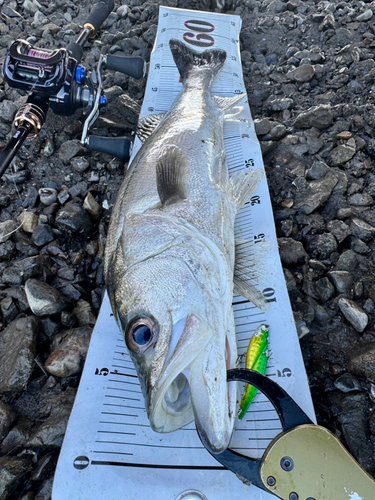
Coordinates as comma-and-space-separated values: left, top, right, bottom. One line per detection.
0, 0, 146, 178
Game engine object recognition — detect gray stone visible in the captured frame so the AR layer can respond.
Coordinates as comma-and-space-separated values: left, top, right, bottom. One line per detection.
73, 299, 96, 327
17, 211, 38, 233
0, 100, 17, 123
350, 217, 375, 241
277, 237, 307, 264
45, 326, 92, 377
335, 250, 358, 272
329, 145, 356, 166
1, 296, 19, 323
0, 456, 32, 500
55, 203, 93, 236
41, 137, 54, 157
294, 104, 332, 129
328, 271, 353, 295
334, 373, 362, 393
38, 188, 57, 206
68, 181, 87, 199
58, 140, 87, 163
326, 220, 350, 244
356, 9, 373, 21
31, 224, 54, 247
57, 189, 70, 205
294, 175, 338, 215
349, 193, 373, 207
351, 237, 370, 255
319, 13, 335, 31
0, 416, 32, 456
348, 343, 375, 379
34, 478, 53, 500
25, 279, 70, 316
338, 298, 368, 333
0, 401, 16, 442
286, 64, 315, 83
71, 157, 90, 173
23, 0, 41, 13
116, 4, 129, 18
0, 220, 17, 243
305, 232, 337, 259
315, 277, 335, 302
261, 123, 286, 141
28, 387, 76, 447
363, 298, 375, 314
0, 317, 39, 394
0, 240, 16, 261
23, 187, 39, 208
265, 96, 293, 112
254, 118, 272, 136
314, 304, 331, 326
305, 161, 328, 180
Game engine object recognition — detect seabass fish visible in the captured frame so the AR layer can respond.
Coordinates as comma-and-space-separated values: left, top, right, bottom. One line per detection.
105, 39, 266, 453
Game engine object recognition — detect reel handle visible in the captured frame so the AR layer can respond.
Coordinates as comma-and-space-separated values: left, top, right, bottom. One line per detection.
105, 55, 146, 79
84, 0, 115, 36
87, 135, 132, 160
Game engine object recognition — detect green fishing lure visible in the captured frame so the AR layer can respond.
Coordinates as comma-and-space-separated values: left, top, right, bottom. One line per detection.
238, 324, 269, 420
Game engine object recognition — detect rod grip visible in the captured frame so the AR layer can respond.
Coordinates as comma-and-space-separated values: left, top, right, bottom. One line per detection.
84, 0, 115, 35
105, 55, 146, 79
87, 135, 132, 160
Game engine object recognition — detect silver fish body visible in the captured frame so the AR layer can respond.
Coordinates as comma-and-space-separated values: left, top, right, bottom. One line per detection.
105, 39, 264, 453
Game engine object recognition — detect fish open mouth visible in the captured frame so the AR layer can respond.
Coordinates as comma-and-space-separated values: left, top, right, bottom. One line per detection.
162, 372, 191, 415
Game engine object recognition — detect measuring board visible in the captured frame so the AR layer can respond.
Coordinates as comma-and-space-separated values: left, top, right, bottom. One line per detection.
53, 7, 316, 500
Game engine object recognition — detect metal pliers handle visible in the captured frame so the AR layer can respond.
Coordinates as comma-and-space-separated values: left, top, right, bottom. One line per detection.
199, 369, 375, 500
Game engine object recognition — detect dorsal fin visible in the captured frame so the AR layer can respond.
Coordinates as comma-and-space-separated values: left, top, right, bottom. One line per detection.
212, 94, 246, 112
156, 145, 189, 205
137, 113, 166, 142
229, 168, 264, 211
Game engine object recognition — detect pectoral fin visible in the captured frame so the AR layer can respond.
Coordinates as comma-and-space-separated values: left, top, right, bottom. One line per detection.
156, 145, 190, 204
137, 113, 166, 142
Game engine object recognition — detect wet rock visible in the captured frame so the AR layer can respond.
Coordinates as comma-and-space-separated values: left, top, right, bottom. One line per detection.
17, 212, 38, 233
338, 298, 368, 333
286, 64, 315, 83
334, 373, 362, 393
1, 296, 19, 323
294, 104, 332, 129
0, 316, 39, 394
332, 392, 375, 471
328, 271, 353, 295
315, 277, 335, 302
305, 233, 337, 260
278, 237, 307, 264
31, 224, 55, 247
349, 193, 373, 207
25, 279, 70, 316
55, 203, 93, 236
294, 175, 338, 215
39, 188, 58, 206
28, 387, 76, 447
0, 456, 32, 500
329, 145, 356, 167
45, 326, 92, 377
58, 140, 87, 163
326, 220, 350, 244
0, 220, 17, 243
356, 9, 373, 22
335, 250, 358, 272
305, 161, 328, 180
0, 401, 16, 441
73, 299, 96, 326
254, 118, 272, 136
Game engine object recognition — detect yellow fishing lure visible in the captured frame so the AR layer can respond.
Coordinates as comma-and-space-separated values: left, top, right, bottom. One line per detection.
238, 324, 269, 420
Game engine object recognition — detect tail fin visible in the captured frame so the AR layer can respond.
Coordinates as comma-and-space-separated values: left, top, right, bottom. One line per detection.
169, 39, 226, 83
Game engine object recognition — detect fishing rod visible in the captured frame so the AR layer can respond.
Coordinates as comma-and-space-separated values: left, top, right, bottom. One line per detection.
0, 0, 146, 178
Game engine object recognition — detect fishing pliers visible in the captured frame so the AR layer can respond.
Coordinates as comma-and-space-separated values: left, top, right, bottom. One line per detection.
199, 369, 375, 500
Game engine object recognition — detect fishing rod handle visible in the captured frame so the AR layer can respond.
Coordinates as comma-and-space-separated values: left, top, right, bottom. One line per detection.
84, 0, 115, 37
105, 55, 146, 79
0, 123, 32, 179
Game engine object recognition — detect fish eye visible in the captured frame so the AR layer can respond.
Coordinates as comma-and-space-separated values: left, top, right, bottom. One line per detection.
125, 316, 156, 353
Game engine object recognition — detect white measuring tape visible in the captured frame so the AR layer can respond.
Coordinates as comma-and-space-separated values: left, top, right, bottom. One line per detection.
52, 7, 315, 500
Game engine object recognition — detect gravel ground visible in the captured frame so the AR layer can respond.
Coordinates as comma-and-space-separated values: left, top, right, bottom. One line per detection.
1, 0, 375, 498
